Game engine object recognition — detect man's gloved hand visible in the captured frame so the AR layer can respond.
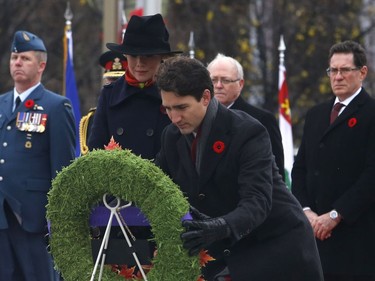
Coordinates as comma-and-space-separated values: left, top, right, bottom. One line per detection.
189, 205, 211, 220
181, 217, 231, 256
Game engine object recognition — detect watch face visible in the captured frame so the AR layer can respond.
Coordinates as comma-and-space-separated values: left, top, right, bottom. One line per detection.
330, 210, 338, 219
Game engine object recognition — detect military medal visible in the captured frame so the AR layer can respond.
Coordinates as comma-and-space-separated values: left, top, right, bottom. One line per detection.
16, 112, 47, 133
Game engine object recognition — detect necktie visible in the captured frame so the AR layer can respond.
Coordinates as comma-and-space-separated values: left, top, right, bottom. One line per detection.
14, 96, 21, 112
330, 103, 345, 124
191, 127, 202, 164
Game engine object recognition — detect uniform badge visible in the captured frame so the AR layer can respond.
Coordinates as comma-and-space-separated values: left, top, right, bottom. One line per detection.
16, 112, 47, 133
25, 141, 32, 148
23, 32, 31, 41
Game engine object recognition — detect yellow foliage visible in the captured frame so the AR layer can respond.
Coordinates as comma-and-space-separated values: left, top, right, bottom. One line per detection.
296, 33, 305, 41
206, 10, 214, 22
219, 5, 231, 14
239, 39, 251, 53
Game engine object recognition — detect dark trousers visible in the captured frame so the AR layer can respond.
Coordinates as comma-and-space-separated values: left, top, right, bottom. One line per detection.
0, 202, 55, 281
325, 274, 375, 281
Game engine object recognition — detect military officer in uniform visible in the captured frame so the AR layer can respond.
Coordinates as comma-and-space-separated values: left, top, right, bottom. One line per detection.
100, 50, 127, 86
0, 30, 76, 280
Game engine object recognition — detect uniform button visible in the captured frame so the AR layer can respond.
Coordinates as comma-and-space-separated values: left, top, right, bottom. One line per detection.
198, 193, 206, 200
3, 142, 7, 147
223, 249, 231, 256
0, 176, 3, 181
319, 143, 325, 148
146, 128, 154, 136
116, 128, 124, 136
6, 126, 11, 131
0, 159, 4, 164
314, 170, 319, 176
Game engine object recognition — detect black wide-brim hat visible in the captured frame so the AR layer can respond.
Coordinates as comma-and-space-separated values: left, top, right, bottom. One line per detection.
106, 13, 182, 56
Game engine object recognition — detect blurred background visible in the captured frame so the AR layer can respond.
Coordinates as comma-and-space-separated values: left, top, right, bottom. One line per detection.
0, 0, 374, 148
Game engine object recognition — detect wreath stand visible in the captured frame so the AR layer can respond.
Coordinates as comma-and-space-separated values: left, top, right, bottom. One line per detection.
90, 194, 148, 281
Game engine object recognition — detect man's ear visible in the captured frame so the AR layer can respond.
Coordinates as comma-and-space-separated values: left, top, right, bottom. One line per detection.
202, 89, 211, 106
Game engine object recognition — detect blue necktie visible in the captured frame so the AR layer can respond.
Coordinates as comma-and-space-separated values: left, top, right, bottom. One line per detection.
14, 96, 21, 112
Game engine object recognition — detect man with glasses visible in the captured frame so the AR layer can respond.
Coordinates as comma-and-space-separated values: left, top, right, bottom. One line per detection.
292, 40, 375, 281
207, 54, 285, 180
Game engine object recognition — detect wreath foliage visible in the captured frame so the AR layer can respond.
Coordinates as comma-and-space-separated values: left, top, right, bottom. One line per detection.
46, 149, 200, 281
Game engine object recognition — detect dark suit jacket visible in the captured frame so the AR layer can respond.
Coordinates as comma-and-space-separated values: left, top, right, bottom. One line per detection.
157, 103, 323, 281
292, 88, 375, 275
230, 96, 285, 178
0, 84, 76, 232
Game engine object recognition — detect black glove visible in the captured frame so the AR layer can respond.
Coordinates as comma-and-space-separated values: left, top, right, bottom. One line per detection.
189, 205, 211, 220
181, 217, 231, 256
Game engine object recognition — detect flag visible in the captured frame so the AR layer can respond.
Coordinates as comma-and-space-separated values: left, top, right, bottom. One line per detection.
278, 61, 294, 188
64, 24, 81, 157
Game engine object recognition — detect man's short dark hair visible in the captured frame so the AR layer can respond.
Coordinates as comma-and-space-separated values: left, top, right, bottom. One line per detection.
328, 40, 367, 68
156, 56, 214, 101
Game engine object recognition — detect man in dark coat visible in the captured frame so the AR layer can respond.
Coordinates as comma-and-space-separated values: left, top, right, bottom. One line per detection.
292, 40, 375, 281
0, 30, 76, 280
207, 53, 285, 180
155, 56, 323, 281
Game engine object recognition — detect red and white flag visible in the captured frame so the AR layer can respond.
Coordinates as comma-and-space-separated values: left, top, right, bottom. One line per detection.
278, 37, 294, 188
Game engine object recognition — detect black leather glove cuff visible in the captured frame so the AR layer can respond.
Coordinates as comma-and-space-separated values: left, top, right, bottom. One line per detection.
181, 217, 231, 256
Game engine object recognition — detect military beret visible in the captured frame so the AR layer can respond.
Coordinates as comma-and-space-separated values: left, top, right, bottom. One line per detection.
99, 51, 127, 78
11, 30, 47, 53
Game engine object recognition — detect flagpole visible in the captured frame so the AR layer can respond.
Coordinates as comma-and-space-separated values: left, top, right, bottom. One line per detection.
120, 9, 127, 43
188, 31, 195, 59
278, 36, 285, 71
63, 2, 73, 96
278, 35, 294, 188
64, 1, 81, 157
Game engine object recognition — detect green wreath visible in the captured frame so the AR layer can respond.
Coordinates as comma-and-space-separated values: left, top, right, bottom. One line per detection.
46, 148, 200, 281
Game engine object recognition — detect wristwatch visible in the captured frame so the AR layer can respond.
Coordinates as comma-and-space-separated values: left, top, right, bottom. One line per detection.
329, 210, 339, 220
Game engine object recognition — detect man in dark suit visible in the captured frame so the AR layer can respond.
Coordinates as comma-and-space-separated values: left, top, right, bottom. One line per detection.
207, 53, 285, 179
0, 31, 76, 280
292, 40, 375, 280
155, 56, 323, 281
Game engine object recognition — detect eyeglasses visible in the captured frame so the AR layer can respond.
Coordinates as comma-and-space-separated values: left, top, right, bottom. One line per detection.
326, 67, 360, 77
211, 78, 240, 85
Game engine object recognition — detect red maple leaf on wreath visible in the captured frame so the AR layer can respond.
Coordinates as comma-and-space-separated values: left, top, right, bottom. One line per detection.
104, 136, 122, 150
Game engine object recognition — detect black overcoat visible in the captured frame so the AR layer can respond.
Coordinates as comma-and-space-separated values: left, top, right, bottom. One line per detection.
231, 95, 285, 178
157, 104, 323, 281
292, 89, 375, 275
88, 77, 170, 160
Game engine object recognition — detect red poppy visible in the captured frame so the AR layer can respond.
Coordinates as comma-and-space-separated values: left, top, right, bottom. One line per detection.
24, 99, 35, 109
348, 117, 357, 128
213, 141, 225, 154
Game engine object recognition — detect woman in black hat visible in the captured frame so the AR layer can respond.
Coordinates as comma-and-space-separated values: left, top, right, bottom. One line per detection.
87, 13, 182, 273
88, 13, 181, 157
